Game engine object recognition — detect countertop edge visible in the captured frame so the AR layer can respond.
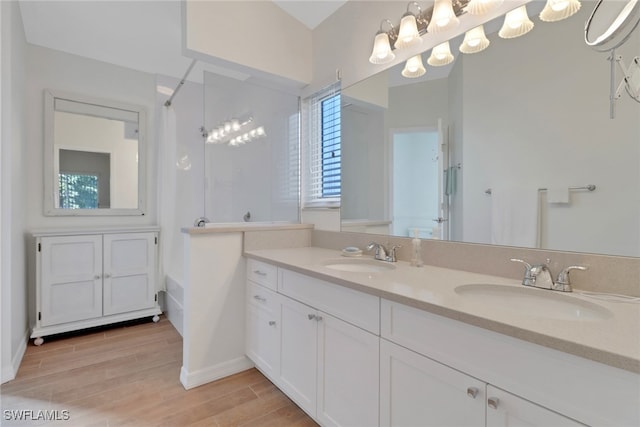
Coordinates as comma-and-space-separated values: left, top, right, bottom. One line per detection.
244, 250, 640, 374
182, 223, 313, 235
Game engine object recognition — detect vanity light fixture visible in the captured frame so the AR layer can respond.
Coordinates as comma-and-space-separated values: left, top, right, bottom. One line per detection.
427, 0, 460, 34
466, 0, 503, 16
459, 25, 490, 53
395, 2, 424, 49
401, 54, 427, 78
427, 41, 455, 66
369, 19, 396, 64
499, 5, 534, 39
539, 0, 581, 22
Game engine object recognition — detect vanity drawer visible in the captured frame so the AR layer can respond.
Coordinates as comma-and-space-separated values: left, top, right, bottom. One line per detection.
246, 280, 279, 312
247, 259, 278, 291
279, 268, 380, 334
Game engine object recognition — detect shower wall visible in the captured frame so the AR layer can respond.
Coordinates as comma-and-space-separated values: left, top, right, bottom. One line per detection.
203, 71, 300, 223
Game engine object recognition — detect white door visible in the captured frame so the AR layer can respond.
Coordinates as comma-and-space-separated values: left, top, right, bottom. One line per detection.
279, 295, 318, 417
40, 235, 103, 326
317, 313, 380, 427
391, 128, 442, 238
486, 385, 584, 427
245, 285, 280, 381
380, 339, 485, 427
103, 232, 156, 316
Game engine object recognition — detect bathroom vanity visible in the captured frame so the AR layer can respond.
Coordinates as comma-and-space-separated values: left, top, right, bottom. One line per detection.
244, 247, 639, 427
30, 226, 161, 345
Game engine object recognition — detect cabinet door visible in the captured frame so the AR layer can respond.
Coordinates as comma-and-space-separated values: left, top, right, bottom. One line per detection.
279, 295, 318, 418
317, 313, 380, 427
380, 339, 485, 427
40, 235, 103, 326
245, 284, 280, 381
103, 233, 157, 316
486, 386, 584, 427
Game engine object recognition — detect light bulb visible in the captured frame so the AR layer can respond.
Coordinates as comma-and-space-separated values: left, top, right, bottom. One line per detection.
231, 119, 240, 131
224, 121, 232, 132
427, 41, 454, 66
401, 55, 426, 78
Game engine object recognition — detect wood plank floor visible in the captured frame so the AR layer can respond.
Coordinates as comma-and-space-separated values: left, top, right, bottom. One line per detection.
0, 317, 318, 427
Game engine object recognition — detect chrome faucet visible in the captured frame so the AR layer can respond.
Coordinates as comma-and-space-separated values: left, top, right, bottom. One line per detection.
367, 242, 400, 262
510, 259, 587, 292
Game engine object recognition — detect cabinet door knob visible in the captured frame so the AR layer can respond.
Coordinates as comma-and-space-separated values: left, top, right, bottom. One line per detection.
308, 314, 316, 320
104, 273, 111, 278
253, 270, 267, 276
467, 387, 479, 399
488, 397, 499, 410
94, 275, 101, 280
268, 321, 276, 326
253, 295, 266, 302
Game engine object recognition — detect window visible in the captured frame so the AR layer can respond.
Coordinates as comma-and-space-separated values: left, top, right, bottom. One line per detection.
303, 83, 341, 207
58, 173, 99, 209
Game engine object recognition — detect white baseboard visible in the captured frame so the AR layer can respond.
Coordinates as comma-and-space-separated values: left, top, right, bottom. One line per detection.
1, 329, 28, 384
180, 356, 254, 390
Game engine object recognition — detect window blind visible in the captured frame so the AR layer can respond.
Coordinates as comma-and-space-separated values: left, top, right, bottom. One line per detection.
302, 82, 341, 208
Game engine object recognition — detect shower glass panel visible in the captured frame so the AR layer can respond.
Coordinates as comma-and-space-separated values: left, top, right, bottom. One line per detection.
203, 71, 300, 224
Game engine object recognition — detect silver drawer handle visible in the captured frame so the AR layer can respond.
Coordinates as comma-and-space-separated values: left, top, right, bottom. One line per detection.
467, 387, 479, 399
268, 321, 276, 326
253, 270, 267, 276
253, 295, 266, 302
488, 397, 499, 410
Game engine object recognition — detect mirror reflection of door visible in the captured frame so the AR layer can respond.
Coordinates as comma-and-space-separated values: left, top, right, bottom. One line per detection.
391, 128, 443, 238
58, 149, 110, 209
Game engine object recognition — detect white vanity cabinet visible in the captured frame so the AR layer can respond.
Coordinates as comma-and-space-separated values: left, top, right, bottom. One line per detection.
32, 228, 161, 344
245, 280, 281, 381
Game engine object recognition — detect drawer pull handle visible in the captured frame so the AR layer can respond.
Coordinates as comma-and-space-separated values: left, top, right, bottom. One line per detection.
467, 387, 479, 399
488, 397, 499, 410
94, 275, 101, 280
308, 314, 316, 320
253, 295, 267, 302
268, 321, 276, 326
253, 270, 267, 276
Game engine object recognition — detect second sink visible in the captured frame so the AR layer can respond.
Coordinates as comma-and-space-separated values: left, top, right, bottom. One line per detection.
321, 258, 396, 273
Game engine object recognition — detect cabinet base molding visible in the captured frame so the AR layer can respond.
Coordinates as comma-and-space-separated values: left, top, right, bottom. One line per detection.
180, 356, 254, 390
30, 306, 162, 344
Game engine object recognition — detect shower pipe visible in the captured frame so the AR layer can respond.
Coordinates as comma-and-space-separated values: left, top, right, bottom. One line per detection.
164, 59, 198, 107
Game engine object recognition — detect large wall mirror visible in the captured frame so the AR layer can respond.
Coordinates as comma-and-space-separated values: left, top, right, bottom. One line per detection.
341, 0, 640, 258
44, 90, 146, 216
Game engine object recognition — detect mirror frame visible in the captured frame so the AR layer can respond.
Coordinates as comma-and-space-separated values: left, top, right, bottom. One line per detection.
43, 89, 147, 216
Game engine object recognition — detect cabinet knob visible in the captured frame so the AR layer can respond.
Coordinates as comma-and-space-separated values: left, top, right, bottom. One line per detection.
467, 387, 479, 399
268, 321, 276, 326
488, 397, 499, 410
253, 295, 267, 302
308, 314, 316, 320
94, 275, 101, 280
104, 273, 111, 278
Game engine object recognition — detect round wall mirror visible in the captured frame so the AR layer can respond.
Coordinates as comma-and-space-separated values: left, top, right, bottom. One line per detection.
585, 0, 640, 51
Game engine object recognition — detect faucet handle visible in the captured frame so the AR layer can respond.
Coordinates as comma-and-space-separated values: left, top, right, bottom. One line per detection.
554, 265, 588, 292
388, 245, 401, 262
510, 258, 532, 271
510, 258, 534, 286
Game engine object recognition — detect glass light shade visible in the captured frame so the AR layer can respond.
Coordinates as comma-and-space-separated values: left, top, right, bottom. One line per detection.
231, 119, 240, 131
401, 55, 426, 78
427, 41, 455, 66
396, 13, 422, 49
369, 32, 396, 64
427, 0, 460, 33
459, 25, 490, 54
539, 0, 581, 22
466, 0, 503, 15
499, 6, 534, 39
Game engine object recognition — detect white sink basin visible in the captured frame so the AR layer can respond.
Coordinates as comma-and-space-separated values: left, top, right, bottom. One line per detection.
454, 284, 613, 321
321, 258, 396, 273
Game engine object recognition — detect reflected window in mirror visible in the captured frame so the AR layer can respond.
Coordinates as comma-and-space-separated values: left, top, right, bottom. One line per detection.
44, 90, 146, 216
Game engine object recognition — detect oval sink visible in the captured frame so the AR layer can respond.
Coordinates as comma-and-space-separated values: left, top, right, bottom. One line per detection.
455, 284, 613, 321
321, 258, 396, 273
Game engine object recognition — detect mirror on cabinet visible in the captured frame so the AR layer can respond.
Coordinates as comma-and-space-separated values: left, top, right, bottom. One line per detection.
341, 1, 640, 257
44, 90, 146, 216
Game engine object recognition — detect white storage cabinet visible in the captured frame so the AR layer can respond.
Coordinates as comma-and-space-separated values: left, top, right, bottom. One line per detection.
31, 228, 161, 345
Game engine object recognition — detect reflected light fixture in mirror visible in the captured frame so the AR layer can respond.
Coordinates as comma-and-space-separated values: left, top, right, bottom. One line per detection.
427, 0, 460, 33
395, 2, 423, 49
428, 41, 455, 66
539, 0, 581, 22
369, 19, 396, 64
402, 54, 427, 77
499, 5, 535, 38
459, 25, 491, 53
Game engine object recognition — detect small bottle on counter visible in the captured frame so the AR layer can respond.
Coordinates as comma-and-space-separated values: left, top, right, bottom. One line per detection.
411, 228, 424, 267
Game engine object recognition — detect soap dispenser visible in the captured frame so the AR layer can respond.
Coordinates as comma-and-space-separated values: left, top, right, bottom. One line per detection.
411, 229, 424, 267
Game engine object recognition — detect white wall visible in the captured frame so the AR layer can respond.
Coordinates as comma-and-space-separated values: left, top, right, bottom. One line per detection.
1, 0, 28, 383
460, 5, 640, 256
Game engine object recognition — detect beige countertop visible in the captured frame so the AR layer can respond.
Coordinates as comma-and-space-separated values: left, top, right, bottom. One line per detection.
245, 246, 640, 374
182, 222, 313, 235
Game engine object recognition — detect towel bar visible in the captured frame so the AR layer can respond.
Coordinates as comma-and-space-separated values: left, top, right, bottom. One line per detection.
484, 185, 596, 195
